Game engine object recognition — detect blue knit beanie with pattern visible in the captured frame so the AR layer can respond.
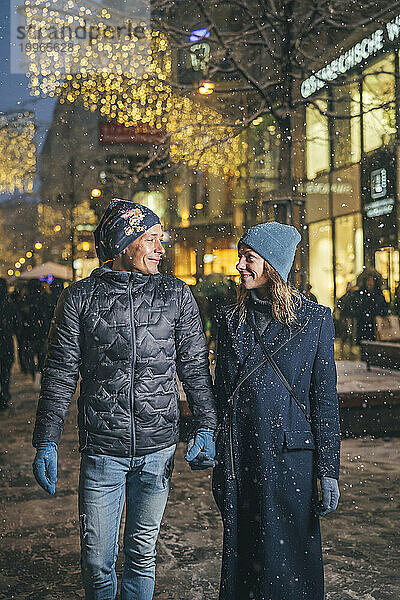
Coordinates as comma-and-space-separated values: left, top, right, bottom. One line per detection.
94, 198, 161, 263
238, 222, 301, 282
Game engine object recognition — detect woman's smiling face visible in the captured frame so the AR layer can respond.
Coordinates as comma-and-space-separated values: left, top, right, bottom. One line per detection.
236, 245, 269, 290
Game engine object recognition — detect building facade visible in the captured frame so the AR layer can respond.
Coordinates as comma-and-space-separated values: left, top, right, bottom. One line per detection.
301, 16, 400, 307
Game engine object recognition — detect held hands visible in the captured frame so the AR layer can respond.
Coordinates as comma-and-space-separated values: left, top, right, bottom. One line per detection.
185, 428, 216, 470
317, 476, 340, 516
33, 442, 58, 495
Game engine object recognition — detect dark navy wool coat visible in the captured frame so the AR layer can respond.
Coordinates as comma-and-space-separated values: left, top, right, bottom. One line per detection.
212, 296, 340, 600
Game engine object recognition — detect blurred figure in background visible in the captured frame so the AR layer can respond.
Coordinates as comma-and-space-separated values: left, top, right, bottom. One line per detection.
393, 281, 400, 316
353, 269, 389, 344
19, 280, 53, 389
334, 282, 356, 359
0, 278, 14, 409
303, 282, 318, 303
10, 285, 30, 374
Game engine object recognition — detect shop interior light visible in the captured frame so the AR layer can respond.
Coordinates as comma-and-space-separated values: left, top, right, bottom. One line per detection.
252, 117, 263, 126
198, 82, 215, 95
91, 188, 102, 198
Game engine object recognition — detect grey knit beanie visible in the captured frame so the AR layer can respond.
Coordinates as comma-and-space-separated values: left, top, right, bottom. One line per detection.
238, 222, 301, 282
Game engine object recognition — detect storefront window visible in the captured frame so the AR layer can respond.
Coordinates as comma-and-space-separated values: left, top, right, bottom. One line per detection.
375, 246, 399, 298
308, 220, 334, 307
332, 83, 361, 168
362, 54, 396, 154
203, 248, 238, 276
174, 243, 197, 285
334, 213, 363, 299
306, 100, 330, 180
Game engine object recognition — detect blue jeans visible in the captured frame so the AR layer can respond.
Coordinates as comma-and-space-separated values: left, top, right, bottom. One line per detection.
78, 444, 176, 600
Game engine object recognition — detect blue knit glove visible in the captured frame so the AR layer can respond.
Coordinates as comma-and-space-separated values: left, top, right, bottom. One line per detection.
318, 476, 340, 516
33, 442, 58, 495
185, 428, 216, 470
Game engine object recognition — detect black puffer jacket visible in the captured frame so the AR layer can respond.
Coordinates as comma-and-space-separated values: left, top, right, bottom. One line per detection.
33, 267, 217, 456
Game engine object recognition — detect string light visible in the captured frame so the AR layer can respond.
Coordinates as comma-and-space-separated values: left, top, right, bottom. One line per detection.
22, 1, 244, 175
0, 112, 36, 194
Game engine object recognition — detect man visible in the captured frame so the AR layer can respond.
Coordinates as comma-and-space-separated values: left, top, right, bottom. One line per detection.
32, 199, 217, 600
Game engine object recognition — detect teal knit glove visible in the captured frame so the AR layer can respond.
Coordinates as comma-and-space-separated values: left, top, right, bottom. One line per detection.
33, 442, 58, 495
185, 428, 216, 470
318, 477, 340, 516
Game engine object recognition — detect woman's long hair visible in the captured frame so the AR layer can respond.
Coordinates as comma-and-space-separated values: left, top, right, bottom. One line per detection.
237, 261, 301, 328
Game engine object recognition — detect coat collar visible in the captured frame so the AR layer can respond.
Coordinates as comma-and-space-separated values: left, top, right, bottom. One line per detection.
224, 297, 310, 367
91, 265, 161, 289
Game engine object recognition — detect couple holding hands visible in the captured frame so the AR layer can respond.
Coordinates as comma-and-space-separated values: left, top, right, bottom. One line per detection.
32, 199, 340, 600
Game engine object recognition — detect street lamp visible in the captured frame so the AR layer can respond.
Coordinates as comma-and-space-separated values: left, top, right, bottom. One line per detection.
91, 188, 102, 198
198, 82, 215, 95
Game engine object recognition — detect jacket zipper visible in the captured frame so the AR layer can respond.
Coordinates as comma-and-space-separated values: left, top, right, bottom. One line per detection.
128, 277, 136, 456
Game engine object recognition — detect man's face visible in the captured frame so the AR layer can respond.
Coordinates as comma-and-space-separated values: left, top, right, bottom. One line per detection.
236, 245, 268, 290
121, 224, 165, 274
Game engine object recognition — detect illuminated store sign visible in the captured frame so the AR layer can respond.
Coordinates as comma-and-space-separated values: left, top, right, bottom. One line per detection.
371, 168, 387, 200
365, 198, 394, 218
301, 13, 400, 98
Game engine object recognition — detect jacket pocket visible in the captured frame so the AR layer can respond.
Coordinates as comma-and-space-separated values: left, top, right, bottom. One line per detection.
284, 430, 315, 450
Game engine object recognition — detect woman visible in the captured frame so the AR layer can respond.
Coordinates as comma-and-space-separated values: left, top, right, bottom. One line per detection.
212, 222, 340, 600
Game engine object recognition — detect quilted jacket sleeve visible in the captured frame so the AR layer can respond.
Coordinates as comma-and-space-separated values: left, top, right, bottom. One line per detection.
213, 312, 230, 420
309, 307, 341, 479
32, 286, 81, 447
175, 283, 218, 430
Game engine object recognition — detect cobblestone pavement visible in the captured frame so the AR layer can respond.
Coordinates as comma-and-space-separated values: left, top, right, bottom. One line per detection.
0, 370, 399, 600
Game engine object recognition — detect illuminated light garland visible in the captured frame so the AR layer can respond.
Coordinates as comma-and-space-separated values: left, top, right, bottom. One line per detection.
22, 1, 244, 175
0, 112, 36, 194
24, 0, 155, 100
167, 97, 244, 176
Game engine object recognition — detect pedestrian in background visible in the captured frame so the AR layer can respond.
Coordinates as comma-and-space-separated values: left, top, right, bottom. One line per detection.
303, 282, 318, 303
213, 222, 340, 600
19, 280, 53, 389
0, 278, 15, 409
393, 281, 400, 316
335, 282, 356, 358
353, 269, 389, 344
10, 285, 30, 374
